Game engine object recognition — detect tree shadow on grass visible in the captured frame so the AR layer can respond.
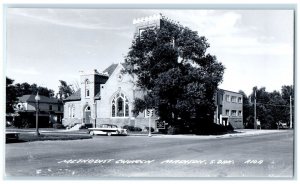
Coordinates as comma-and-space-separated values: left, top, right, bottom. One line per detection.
6, 133, 92, 143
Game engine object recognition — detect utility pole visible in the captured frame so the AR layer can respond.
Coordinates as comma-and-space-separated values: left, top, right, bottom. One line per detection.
290, 95, 292, 129
254, 88, 257, 129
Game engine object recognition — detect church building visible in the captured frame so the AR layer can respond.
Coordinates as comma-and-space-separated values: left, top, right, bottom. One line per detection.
62, 14, 244, 130
62, 63, 152, 129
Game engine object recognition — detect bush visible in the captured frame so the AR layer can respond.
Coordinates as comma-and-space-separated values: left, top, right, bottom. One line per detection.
53, 123, 65, 129
167, 126, 181, 135
80, 124, 93, 129
122, 125, 135, 131
12, 112, 52, 128
194, 122, 233, 135
122, 125, 142, 132
133, 127, 142, 132
145, 126, 155, 132
13, 113, 34, 128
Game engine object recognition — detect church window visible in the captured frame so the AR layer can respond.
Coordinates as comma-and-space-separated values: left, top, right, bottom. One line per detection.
68, 106, 71, 118
125, 104, 129, 117
85, 79, 90, 98
117, 98, 124, 117
111, 92, 129, 117
72, 106, 75, 118
112, 104, 115, 117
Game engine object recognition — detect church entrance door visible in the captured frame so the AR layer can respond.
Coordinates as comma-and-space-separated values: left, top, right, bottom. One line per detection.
84, 106, 91, 124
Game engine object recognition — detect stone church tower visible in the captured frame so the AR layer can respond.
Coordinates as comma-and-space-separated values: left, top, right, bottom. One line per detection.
79, 70, 108, 126
133, 14, 163, 37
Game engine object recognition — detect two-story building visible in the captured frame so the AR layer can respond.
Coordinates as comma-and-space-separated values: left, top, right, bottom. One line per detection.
215, 89, 243, 129
14, 94, 64, 127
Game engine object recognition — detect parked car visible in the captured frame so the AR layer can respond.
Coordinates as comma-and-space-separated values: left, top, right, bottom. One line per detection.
278, 122, 289, 129
6, 132, 19, 142
88, 124, 128, 136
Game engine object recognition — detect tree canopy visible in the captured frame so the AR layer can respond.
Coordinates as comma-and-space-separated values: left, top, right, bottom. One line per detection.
243, 85, 294, 129
57, 80, 75, 99
6, 77, 55, 113
124, 20, 225, 129
6, 77, 17, 113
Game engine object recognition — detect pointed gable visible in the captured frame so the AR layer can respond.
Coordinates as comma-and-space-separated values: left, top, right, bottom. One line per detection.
103, 64, 118, 76
103, 63, 128, 77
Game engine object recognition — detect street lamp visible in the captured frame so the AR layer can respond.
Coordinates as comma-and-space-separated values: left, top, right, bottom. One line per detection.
35, 92, 41, 136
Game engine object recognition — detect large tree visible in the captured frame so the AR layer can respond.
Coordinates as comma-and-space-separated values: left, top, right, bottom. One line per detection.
6, 77, 55, 113
6, 77, 17, 113
124, 19, 225, 130
57, 80, 74, 99
14, 82, 54, 97
281, 85, 294, 127
247, 86, 293, 129
238, 90, 253, 128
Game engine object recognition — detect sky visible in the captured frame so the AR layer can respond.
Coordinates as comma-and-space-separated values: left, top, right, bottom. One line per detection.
5, 8, 294, 96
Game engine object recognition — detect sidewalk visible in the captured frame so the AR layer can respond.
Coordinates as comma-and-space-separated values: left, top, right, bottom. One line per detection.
6, 127, 292, 139
130, 129, 292, 139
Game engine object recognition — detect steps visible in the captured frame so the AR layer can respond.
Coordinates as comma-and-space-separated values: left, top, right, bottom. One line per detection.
67, 123, 83, 131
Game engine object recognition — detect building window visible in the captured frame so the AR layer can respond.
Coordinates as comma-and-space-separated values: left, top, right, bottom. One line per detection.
68, 106, 71, 118
231, 96, 237, 103
85, 79, 90, 98
226, 95, 230, 102
144, 109, 154, 118
231, 110, 237, 116
111, 92, 129, 117
72, 106, 75, 118
49, 105, 52, 111
225, 110, 230, 116
112, 103, 115, 117
238, 110, 242, 116
125, 104, 129, 116
117, 98, 124, 117
238, 97, 242, 103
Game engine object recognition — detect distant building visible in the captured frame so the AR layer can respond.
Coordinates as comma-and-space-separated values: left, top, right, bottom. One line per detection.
215, 89, 243, 129
14, 94, 64, 126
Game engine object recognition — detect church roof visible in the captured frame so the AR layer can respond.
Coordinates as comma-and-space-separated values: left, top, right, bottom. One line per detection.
64, 89, 81, 101
103, 63, 127, 76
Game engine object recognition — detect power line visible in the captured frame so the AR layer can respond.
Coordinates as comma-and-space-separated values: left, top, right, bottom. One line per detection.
256, 102, 294, 108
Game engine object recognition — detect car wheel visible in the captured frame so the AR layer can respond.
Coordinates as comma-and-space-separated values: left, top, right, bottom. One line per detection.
89, 131, 94, 136
107, 132, 112, 136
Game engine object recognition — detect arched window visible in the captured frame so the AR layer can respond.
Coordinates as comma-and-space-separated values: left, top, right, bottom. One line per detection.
85, 79, 90, 98
85, 106, 91, 111
111, 92, 129, 117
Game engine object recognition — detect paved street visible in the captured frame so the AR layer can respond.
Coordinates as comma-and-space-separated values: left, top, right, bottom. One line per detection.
5, 130, 294, 178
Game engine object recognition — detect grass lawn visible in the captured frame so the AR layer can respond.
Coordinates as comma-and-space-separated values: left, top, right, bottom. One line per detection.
6, 132, 92, 143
